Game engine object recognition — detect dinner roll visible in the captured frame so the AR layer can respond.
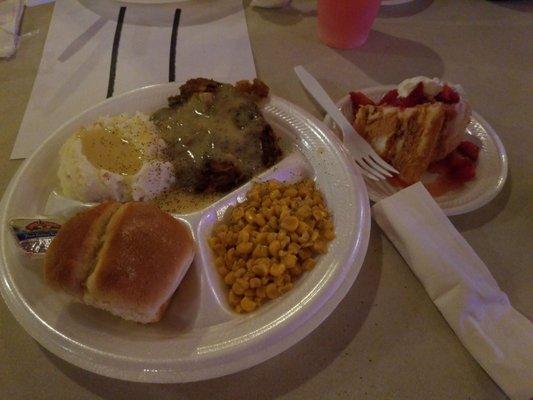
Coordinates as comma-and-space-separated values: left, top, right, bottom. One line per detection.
44, 201, 195, 323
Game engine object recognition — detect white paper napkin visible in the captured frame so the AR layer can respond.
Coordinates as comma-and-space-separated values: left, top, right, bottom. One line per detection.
372, 182, 533, 400
11, 0, 256, 159
0, 0, 23, 58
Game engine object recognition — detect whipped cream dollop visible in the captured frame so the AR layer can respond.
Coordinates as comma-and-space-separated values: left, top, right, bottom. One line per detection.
397, 76, 446, 98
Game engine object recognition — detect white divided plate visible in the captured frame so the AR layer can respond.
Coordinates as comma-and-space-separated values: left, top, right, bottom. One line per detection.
324, 86, 508, 216
0, 83, 370, 383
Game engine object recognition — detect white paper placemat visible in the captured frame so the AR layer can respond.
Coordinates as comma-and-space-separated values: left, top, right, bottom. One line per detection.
11, 0, 256, 159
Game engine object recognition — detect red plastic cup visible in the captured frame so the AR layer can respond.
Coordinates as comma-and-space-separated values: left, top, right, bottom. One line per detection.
317, 0, 381, 49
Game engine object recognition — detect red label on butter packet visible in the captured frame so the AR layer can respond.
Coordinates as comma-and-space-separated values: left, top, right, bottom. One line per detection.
10, 218, 62, 254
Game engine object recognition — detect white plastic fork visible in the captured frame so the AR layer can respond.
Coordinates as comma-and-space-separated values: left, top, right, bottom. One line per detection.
294, 65, 398, 181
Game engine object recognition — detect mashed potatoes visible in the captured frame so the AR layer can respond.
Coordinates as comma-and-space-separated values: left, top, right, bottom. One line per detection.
58, 113, 176, 202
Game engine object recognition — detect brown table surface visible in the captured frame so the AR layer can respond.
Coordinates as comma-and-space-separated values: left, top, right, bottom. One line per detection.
1, 1, 531, 399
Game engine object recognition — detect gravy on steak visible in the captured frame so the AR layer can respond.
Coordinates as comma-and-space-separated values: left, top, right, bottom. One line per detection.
151, 78, 282, 193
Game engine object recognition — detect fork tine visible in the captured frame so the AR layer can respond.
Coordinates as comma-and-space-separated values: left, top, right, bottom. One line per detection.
363, 156, 393, 178
368, 153, 399, 174
355, 160, 384, 180
354, 161, 379, 180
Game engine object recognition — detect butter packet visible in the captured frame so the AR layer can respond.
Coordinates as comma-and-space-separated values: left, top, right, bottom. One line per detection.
10, 218, 62, 254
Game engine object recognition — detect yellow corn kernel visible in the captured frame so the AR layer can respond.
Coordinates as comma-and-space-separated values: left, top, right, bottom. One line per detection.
268, 180, 281, 190
312, 240, 326, 254
252, 244, 268, 258
240, 297, 257, 312
282, 254, 297, 268
268, 216, 278, 229
243, 270, 255, 280
311, 229, 319, 242
236, 241, 253, 255
280, 216, 299, 232
225, 247, 236, 264
214, 257, 225, 269
229, 290, 242, 306
270, 263, 286, 277
289, 265, 302, 276
256, 286, 266, 298
244, 289, 255, 298
287, 243, 300, 255
232, 207, 244, 222
244, 210, 255, 224
254, 213, 266, 226
279, 282, 293, 294
270, 189, 281, 200
249, 277, 261, 288
208, 237, 219, 250
234, 267, 246, 278
312, 209, 325, 220
224, 271, 236, 285
302, 258, 316, 271
298, 230, 310, 244
255, 232, 267, 245
236, 276, 250, 286
266, 283, 280, 299
295, 205, 312, 219
248, 190, 260, 202
296, 221, 309, 235
267, 232, 277, 243
252, 263, 269, 277
274, 275, 285, 286
323, 229, 335, 240
298, 248, 311, 260
232, 280, 248, 295
218, 266, 228, 276
238, 230, 250, 243
268, 240, 281, 257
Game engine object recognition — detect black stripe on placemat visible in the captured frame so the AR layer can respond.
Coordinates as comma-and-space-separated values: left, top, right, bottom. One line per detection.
169, 8, 181, 82
107, 7, 127, 98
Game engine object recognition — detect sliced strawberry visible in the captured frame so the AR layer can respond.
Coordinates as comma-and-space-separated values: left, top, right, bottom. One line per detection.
397, 82, 427, 107
451, 159, 476, 181
378, 89, 399, 106
457, 141, 480, 162
435, 84, 460, 104
447, 151, 470, 171
349, 91, 375, 113
428, 158, 449, 175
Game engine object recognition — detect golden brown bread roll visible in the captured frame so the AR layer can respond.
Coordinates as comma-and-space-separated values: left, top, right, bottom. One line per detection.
44, 201, 195, 323
44, 202, 121, 298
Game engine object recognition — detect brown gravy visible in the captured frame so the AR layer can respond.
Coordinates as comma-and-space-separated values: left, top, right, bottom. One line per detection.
151, 84, 268, 189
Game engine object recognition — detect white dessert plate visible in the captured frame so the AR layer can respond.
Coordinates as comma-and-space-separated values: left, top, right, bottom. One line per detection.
324, 85, 508, 216
0, 83, 370, 383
